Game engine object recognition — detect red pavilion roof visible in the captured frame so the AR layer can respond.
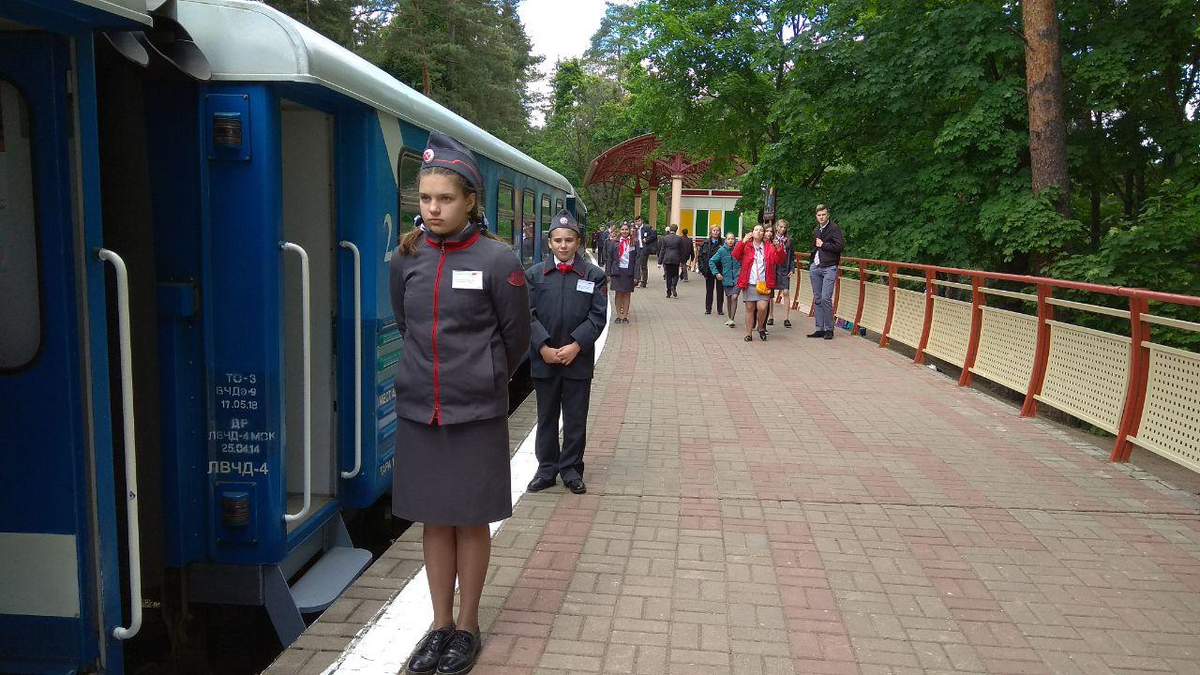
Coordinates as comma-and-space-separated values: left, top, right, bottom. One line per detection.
582, 134, 714, 189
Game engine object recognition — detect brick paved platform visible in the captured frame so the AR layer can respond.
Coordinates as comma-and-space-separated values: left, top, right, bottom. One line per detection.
270, 273, 1200, 675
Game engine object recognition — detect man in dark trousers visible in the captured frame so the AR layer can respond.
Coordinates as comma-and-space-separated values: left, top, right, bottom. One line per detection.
697, 226, 724, 315
634, 216, 656, 287
808, 204, 845, 340
594, 223, 609, 265
657, 224, 685, 298
526, 209, 608, 495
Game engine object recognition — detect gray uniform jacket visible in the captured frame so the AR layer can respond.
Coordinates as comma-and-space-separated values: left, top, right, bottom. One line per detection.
526, 257, 608, 380
657, 233, 685, 265
389, 223, 531, 425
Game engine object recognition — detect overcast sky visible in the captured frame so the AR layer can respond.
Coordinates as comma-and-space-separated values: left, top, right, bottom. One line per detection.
518, 0, 614, 126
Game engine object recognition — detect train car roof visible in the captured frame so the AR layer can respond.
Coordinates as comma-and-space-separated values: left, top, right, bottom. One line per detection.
175, 0, 573, 193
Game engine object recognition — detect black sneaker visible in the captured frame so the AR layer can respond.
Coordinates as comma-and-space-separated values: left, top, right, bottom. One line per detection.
824, 330, 834, 340
807, 330, 825, 338
784, 319, 792, 328
767, 318, 774, 326
406, 626, 454, 674
437, 629, 481, 674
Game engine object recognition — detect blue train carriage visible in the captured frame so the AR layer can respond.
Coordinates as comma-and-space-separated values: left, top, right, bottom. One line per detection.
0, 0, 581, 672
0, 2, 164, 673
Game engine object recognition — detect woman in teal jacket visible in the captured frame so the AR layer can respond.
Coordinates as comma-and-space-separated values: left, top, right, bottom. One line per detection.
708, 232, 743, 327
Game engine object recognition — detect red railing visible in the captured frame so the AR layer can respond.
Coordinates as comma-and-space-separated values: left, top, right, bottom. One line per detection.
791, 253, 1200, 471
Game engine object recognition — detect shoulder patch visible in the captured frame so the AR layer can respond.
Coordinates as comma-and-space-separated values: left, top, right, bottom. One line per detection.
507, 270, 526, 287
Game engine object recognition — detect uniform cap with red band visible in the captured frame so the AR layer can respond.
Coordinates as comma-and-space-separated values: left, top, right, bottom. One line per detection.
421, 132, 483, 190
548, 208, 582, 240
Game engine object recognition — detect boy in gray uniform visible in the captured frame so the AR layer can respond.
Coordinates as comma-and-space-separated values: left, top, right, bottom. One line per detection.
525, 209, 608, 495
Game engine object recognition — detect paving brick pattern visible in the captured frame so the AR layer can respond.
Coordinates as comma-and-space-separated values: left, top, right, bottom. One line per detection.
269, 274, 1200, 675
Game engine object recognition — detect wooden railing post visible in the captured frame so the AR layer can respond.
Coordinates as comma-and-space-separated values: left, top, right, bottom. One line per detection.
958, 274, 985, 386
879, 264, 898, 348
1112, 295, 1151, 462
914, 269, 936, 364
851, 262, 866, 337
1021, 283, 1054, 417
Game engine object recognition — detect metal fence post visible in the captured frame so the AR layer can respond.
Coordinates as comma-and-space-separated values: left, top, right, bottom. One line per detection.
880, 264, 898, 348
958, 274, 986, 386
1112, 294, 1151, 462
914, 269, 936, 364
1021, 283, 1054, 417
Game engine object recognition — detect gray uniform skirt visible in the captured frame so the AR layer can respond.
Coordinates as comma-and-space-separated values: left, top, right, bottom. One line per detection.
610, 269, 636, 293
392, 415, 512, 526
741, 284, 770, 302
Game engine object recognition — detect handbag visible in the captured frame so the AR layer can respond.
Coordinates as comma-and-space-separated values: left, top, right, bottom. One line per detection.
755, 280, 769, 295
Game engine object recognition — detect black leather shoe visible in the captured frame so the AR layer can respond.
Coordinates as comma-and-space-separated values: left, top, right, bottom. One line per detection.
705, 310, 712, 314
437, 629, 480, 675
807, 330, 825, 338
527, 476, 555, 492
406, 626, 454, 674
717, 309, 724, 315
824, 330, 834, 340
565, 478, 587, 494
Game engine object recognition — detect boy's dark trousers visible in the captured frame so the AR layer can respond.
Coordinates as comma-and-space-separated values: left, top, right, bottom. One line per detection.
533, 376, 591, 483
703, 273, 724, 313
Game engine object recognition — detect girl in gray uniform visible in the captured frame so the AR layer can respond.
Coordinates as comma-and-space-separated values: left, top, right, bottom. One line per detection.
391, 133, 531, 675
605, 222, 637, 323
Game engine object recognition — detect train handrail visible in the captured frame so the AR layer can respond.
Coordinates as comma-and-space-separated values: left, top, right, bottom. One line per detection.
98, 248, 142, 641
339, 240, 362, 480
281, 242, 312, 523
791, 252, 1200, 470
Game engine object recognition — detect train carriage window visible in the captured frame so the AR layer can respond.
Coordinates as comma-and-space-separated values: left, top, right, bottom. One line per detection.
397, 151, 423, 235
556, 198, 564, 214
521, 189, 535, 263
539, 194, 551, 261
496, 182, 515, 246
0, 81, 42, 370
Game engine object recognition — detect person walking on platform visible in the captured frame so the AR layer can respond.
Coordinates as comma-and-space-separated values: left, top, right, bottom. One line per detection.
634, 216, 656, 287
708, 232, 742, 327
606, 222, 637, 324
525, 210, 607, 496
593, 224, 608, 265
768, 219, 796, 329
680, 228, 693, 282
657, 223, 685, 298
697, 227, 725, 315
390, 133, 531, 675
733, 224, 785, 342
808, 204, 845, 340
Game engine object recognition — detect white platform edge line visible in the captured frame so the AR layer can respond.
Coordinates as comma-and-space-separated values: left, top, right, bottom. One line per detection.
323, 289, 612, 675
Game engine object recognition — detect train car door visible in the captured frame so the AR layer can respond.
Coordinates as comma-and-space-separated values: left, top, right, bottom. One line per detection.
280, 99, 340, 532
0, 34, 127, 673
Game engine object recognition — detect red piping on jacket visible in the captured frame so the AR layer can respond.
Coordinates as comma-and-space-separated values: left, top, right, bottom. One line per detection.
426, 229, 481, 424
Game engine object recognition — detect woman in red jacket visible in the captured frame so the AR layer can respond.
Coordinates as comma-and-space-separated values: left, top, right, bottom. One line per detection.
731, 223, 785, 342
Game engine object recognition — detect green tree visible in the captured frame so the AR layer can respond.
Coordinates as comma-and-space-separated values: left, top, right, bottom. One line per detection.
266, 0, 541, 147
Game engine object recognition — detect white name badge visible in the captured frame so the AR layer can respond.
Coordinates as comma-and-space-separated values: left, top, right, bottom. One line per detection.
452, 270, 484, 290
576, 279, 595, 294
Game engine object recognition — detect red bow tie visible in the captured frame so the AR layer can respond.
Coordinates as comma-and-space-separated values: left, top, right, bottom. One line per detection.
557, 263, 573, 274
